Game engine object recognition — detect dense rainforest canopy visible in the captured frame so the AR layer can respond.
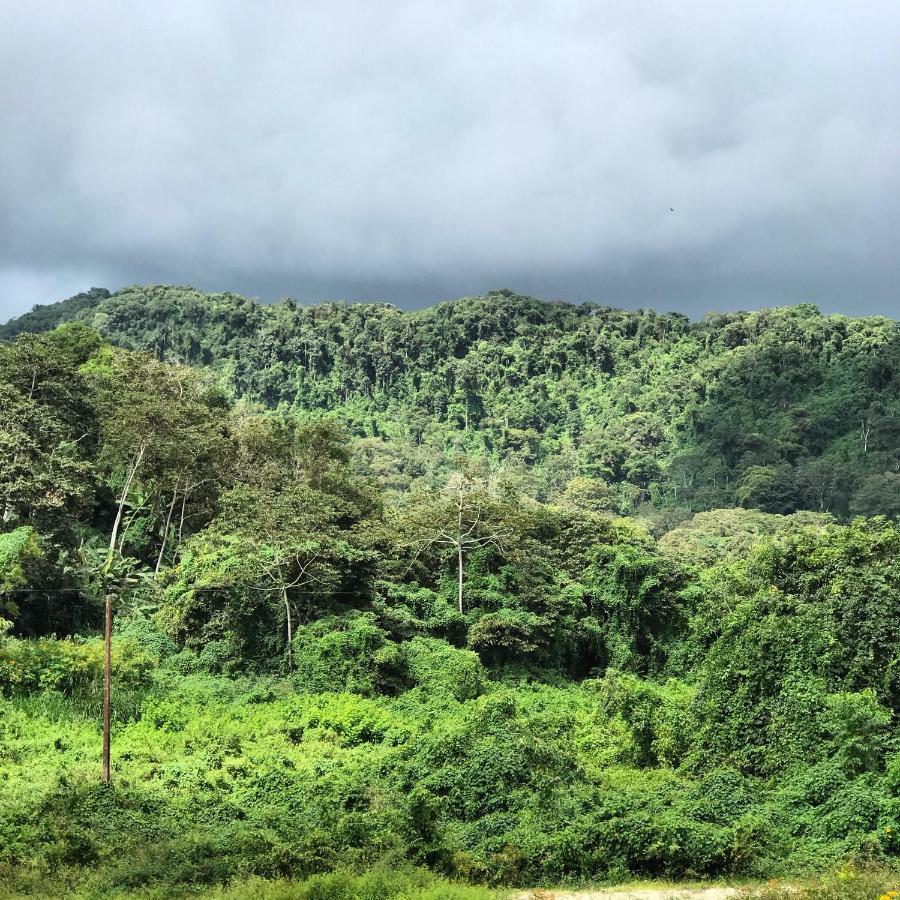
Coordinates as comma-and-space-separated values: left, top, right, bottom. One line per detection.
3, 284, 899, 520
1, 288, 900, 897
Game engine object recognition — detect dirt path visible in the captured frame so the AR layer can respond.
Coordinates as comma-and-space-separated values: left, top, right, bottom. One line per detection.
514, 888, 742, 900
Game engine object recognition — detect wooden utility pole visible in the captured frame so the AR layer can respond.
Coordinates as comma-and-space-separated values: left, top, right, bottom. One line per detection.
102, 594, 112, 784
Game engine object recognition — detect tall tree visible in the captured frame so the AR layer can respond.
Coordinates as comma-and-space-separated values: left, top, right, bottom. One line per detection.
0, 333, 96, 534
401, 472, 512, 614
84, 348, 228, 782
159, 418, 380, 669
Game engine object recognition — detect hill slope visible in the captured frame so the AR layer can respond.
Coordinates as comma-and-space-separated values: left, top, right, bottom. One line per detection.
3, 284, 899, 518
0, 286, 110, 340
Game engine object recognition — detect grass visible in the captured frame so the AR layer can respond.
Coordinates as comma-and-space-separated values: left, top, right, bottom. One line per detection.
747, 864, 899, 898
0, 865, 502, 899
2, 868, 899, 900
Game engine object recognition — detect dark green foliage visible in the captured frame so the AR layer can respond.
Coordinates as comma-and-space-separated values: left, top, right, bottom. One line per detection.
401, 636, 485, 701
291, 614, 404, 696
691, 518, 900, 774
0, 330, 97, 538
0, 288, 110, 341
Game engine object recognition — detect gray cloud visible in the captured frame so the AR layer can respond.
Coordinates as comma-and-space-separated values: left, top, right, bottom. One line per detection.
2, 0, 899, 320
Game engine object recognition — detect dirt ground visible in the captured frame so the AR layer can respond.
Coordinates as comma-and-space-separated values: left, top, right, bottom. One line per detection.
514, 888, 743, 900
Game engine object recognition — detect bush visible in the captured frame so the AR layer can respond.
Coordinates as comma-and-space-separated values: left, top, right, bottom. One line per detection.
292, 614, 406, 696
0, 526, 43, 622
0, 635, 153, 695
402, 637, 485, 701
115, 614, 178, 661
597, 669, 696, 767
467, 609, 548, 663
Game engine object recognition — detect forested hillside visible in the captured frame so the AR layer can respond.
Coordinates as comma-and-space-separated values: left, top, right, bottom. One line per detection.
1, 295, 900, 897
3, 285, 899, 520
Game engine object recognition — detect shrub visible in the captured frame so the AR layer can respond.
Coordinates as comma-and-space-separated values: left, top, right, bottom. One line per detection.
402, 637, 485, 701
0, 636, 153, 695
597, 669, 696, 767
115, 614, 178, 661
292, 614, 406, 696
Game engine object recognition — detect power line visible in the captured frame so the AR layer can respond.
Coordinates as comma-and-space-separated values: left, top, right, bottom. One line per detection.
2, 587, 373, 595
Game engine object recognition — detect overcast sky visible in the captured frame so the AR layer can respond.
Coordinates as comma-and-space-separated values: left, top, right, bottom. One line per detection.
1, 1, 899, 322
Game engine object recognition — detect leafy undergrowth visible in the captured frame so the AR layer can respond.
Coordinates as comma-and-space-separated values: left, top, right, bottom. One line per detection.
3, 656, 900, 895
0, 865, 500, 900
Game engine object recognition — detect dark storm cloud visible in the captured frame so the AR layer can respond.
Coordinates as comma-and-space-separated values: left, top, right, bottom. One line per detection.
2, 0, 899, 320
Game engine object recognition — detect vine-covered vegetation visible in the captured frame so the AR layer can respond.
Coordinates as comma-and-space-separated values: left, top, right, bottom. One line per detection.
1, 291, 900, 897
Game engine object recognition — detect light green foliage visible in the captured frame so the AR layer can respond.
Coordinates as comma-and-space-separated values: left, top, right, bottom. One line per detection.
0, 866, 501, 899
594, 670, 697, 768
0, 526, 42, 620
0, 527, 41, 589
289, 620, 485, 701
401, 636, 485, 701
0, 646, 896, 893
204, 869, 500, 899
658, 508, 834, 567
0, 635, 153, 694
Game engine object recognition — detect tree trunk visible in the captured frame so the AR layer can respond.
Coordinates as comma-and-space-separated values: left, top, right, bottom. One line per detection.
177, 491, 187, 545
283, 584, 293, 672
102, 594, 112, 784
155, 483, 179, 574
2, 448, 17, 523
109, 443, 145, 554
457, 543, 464, 614
456, 480, 465, 613
118, 494, 149, 554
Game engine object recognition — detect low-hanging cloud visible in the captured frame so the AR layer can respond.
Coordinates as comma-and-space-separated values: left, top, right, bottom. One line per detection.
1, 0, 899, 320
